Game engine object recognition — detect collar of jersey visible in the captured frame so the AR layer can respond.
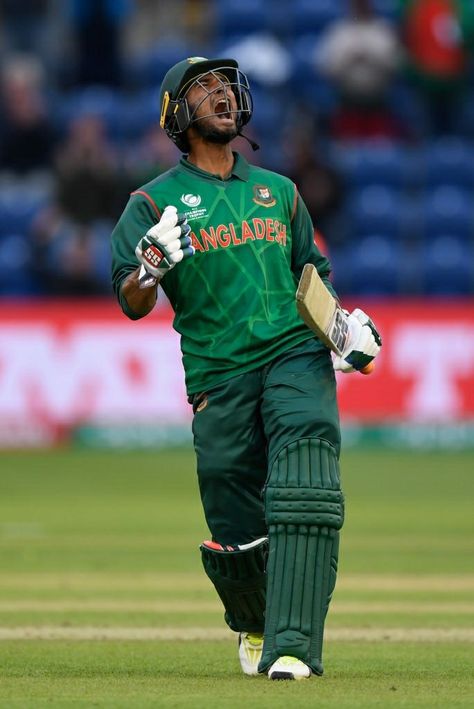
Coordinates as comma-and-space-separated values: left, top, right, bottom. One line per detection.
179, 152, 249, 182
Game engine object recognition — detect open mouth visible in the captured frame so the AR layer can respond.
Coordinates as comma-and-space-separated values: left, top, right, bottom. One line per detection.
214, 99, 231, 118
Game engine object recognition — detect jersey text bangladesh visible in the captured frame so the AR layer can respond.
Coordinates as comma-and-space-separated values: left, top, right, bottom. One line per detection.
111, 153, 337, 394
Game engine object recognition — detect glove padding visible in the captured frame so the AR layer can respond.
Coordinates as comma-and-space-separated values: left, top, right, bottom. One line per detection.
135, 205, 194, 281
333, 308, 382, 373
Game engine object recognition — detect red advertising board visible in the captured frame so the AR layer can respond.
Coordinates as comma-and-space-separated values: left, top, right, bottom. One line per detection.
0, 298, 473, 445
336, 299, 474, 422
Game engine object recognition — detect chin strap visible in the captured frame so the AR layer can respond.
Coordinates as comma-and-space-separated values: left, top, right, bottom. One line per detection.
238, 131, 260, 151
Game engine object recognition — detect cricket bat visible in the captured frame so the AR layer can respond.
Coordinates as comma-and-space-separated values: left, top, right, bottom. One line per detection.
296, 264, 374, 375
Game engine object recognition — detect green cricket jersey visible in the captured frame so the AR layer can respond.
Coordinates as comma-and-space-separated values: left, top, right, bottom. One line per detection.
111, 152, 337, 394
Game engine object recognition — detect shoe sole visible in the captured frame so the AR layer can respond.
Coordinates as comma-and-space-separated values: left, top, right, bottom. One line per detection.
269, 671, 310, 681
270, 671, 295, 680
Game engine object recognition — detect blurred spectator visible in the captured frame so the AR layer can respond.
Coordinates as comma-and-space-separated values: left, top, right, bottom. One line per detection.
0, 54, 56, 174
31, 113, 127, 294
54, 113, 127, 223
284, 126, 344, 250
317, 0, 405, 141
399, 0, 474, 135
124, 0, 211, 51
124, 123, 181, 186
224, 33, 293, 87
32, 210, 112, 295
0, 0, 51, 55
66, 0, 133, 87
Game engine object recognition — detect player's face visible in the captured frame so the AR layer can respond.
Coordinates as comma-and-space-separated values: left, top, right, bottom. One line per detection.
186, 71, 239, 144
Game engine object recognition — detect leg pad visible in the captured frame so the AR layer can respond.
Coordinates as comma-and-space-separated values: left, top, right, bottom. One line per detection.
201, 537, 268, 633
260, 438, 343, 674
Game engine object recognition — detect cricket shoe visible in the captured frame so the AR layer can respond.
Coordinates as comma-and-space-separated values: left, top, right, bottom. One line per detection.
238, 632, 264, 675
268, 656, 311, 680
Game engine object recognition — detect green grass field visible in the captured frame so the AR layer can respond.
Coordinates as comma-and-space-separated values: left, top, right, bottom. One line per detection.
0, 447, 473, 708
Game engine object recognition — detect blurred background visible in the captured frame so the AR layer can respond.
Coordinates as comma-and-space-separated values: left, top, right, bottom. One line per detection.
0, 0, 473, 449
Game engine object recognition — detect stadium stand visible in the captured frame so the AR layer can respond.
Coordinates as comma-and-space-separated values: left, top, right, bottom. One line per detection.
0, 0, 473, 298
421, 235, 474, 295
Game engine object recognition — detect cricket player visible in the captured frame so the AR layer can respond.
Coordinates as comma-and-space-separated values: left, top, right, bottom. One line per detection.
111, 57, 381, 680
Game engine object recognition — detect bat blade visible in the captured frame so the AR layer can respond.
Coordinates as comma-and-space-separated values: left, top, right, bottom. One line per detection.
296, 264, 374, 375
296, 264, 348, 356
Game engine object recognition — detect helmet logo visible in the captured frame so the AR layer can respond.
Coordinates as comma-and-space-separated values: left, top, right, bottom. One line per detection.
160, 91, 170, 128
181, 193, 202, 207
187, 56, 207, 64
252, 185, 276, 207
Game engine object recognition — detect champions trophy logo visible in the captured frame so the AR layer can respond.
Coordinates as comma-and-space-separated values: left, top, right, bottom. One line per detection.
181, 193, 202, 207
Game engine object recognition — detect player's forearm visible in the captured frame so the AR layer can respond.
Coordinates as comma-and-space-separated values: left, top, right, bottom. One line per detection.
120, 268, 159, 318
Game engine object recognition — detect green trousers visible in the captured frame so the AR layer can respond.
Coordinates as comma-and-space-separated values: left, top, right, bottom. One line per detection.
191, 338, 341, 545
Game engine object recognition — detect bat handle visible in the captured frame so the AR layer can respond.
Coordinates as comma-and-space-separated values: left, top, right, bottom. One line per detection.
360, 361, 375, 375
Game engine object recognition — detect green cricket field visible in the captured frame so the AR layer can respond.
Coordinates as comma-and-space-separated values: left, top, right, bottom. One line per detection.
0, 447, 473, 708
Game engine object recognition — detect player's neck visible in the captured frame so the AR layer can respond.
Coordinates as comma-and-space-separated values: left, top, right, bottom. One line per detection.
187, 142, 235, 180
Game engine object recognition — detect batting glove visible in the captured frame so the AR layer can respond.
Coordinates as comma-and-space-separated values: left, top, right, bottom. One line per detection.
135, 205, 194, 283
333, 308, 382, 373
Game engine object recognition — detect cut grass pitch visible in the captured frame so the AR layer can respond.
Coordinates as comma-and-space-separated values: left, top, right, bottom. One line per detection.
0, 447, 473, 707
1, 640, 473, 708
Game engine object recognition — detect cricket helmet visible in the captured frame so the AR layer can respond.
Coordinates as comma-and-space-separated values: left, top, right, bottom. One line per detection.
159, 56, 253, 152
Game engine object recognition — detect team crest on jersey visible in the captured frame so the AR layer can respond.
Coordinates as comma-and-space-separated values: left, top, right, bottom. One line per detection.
253, 184, 276, 207
181, 193, 202, 207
